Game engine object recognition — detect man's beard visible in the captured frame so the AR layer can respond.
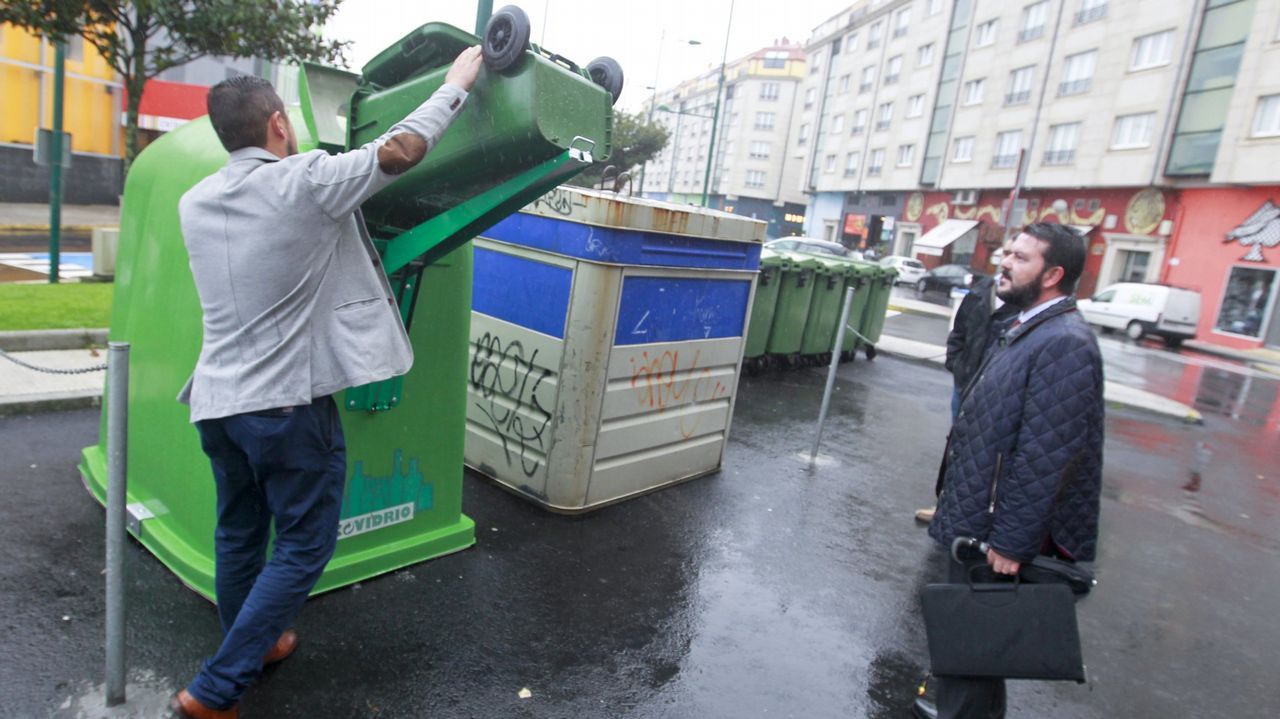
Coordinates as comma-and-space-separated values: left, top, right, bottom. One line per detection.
997, 268, 1047, 309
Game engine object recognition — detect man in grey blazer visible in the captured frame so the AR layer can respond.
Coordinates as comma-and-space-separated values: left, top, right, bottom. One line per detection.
170, 47, 483, 719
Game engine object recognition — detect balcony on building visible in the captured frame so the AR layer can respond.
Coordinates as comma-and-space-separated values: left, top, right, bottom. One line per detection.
1018, 26, 1045, 43
1005, 90, 1031, 106
885, 73, 899, 85
868, 166, 882, 176
1043, 150, 1075, 165
1058, 79, 1091, 96
991, 154, 1019, 168
860, 82, 873, 94
1075, 4, 1107, 25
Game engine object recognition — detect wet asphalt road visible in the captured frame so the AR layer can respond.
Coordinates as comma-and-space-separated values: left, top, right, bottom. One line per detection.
2, 351, 1278, 718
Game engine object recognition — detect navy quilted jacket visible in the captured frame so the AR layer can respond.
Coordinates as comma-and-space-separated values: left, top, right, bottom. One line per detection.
929, 297, 1104, 562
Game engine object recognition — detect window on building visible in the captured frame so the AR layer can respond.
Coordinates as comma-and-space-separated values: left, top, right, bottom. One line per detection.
764, 51, 788, 69
839, 74, 852, 94
993, 130, 1022, 167
831, 114, 846, 134
853, 108, 868, 134
67, 35, 85, 62
1111, 112, 1155, 148
963, 78, 986, 105
1044, 122, 1080, 164
1019, 1, 1049, 42
755, 112, 776, 130
953, 135, 975, 162
845, 151, 862, 176
1216, 266, 1276, 338
894, 7, 911, 37
750, 141, 771, 159
1076, 0, 1107, 25
885, 56, 902, 84
846, 32, 859, 53
1131, 30, 1174, 71
1059, 50, 1096, 95
798, 123, 811, 145
928, 0, 945, 15
975, 19, 998, 48
825, 154, 837, 173
917, 43, 935, 67
760, 82, 780, 100
897, 144, 916, 167
746, 170, 767, 188
892, 97, 915, 123
868, 148, 885, 175
1253, 94, 1280, 137
805, 87, 817, 107
861, 65, 876, 93
869, 20, 884, 49
876, 102, 894, 130
1006, 65, 1035, 105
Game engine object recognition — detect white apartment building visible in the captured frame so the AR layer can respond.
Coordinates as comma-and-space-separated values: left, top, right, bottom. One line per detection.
642, 43, 809, 238
793, 0, 1280, 351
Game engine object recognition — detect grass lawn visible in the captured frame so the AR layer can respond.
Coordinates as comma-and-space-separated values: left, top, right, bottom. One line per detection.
0, 282, 113, 331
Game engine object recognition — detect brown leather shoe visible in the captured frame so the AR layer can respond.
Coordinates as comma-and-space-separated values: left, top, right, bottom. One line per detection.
263, 629, 299, 666
170, 689, 238, 719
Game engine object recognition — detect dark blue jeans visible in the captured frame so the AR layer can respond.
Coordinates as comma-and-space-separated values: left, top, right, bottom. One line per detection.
187, 397, 346, 710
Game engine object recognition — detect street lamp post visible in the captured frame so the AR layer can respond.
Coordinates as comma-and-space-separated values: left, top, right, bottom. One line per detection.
656, 102, 715, 199
699, 0, 735, 208
639, 35, 701, 198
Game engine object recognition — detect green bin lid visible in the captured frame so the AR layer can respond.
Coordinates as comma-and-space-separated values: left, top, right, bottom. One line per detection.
778, 251, 827, 272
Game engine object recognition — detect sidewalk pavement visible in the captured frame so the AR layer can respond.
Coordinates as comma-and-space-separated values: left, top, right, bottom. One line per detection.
1, 328, 1204, 424
0, 202, 119, 231
1184, 339, 1280, 375
875, 333, 1204, 424
887, 293, 952, 320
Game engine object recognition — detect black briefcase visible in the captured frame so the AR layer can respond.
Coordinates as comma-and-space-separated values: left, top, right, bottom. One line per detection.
922, 565, 1087, 683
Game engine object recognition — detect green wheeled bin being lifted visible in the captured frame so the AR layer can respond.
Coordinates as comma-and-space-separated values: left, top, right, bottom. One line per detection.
743, 249, 790, 374
78, 12, 622, 600
765, 252, 824, 369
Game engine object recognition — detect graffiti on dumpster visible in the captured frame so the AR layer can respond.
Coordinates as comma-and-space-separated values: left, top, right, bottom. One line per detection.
628, 349, 729, 439
533, 186, 587, 217
470, 332, 553, 477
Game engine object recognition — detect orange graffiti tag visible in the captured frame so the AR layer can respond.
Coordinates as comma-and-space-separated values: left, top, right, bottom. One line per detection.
629, 350, 730, 438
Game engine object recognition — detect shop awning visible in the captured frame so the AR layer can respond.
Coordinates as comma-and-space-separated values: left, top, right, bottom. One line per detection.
915, 219, 979, 256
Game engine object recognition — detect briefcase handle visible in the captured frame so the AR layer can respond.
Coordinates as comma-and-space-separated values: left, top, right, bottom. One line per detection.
953, 537, 1021, 591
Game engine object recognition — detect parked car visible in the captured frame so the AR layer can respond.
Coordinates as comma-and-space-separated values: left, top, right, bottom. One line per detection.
915, 264, 983, 296
880, 255, 927, 285
1076, 282, 1201, 347
764, 237, 860, 259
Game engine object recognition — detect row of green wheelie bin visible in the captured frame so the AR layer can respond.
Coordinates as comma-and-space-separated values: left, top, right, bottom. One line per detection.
743, 249, 897, 373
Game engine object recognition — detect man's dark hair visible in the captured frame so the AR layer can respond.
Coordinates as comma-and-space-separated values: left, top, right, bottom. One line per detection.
1023, 222, 1087, 294
207, 75, 285, 152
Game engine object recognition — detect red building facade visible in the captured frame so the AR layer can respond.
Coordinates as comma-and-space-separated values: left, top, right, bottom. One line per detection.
898, 186, 1280, 351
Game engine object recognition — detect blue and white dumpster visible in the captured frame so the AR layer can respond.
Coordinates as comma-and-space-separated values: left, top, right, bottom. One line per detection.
465, 186, 765, 512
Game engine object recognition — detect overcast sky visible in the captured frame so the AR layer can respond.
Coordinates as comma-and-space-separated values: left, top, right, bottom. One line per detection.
325, 0, 852, 113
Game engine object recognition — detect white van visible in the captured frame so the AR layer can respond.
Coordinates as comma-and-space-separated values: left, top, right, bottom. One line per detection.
1077, 283, 1201, 347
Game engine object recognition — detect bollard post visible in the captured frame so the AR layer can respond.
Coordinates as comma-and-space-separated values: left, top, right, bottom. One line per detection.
810, 287, 856, 466
105, 341, 129, 706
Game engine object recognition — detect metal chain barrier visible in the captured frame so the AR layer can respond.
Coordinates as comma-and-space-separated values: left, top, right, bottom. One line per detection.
0, 347, 107, 374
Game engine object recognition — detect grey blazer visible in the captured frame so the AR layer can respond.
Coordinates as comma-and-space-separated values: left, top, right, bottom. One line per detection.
177, 84, 468, 422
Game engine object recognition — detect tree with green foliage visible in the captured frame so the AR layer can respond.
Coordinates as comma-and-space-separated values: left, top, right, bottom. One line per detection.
568, 110, 669, 192
0, 0, 349, 175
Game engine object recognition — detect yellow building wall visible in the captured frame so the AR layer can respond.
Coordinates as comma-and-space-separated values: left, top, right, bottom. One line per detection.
1, 25, 120, 156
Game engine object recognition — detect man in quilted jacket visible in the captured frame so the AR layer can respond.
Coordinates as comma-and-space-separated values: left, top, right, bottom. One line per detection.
915, 223, 1104, 719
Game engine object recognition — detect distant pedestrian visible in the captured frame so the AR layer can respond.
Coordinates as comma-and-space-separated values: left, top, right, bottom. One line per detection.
913, 223, 1104, 719
914, 241, 1017, 524
169, 48, 483, 719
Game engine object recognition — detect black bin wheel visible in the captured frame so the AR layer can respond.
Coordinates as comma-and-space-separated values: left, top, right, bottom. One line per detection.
864, 344, 878, 361
586, 56, 625, 105
483, 5, 532, 73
